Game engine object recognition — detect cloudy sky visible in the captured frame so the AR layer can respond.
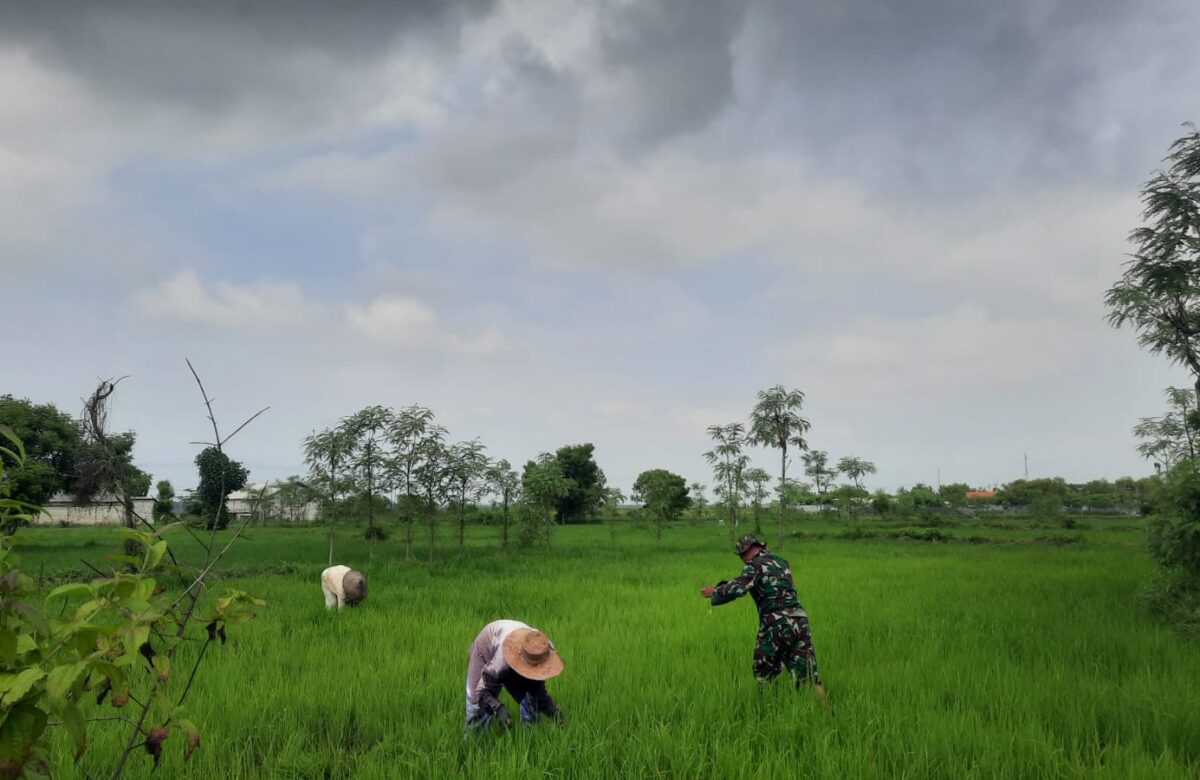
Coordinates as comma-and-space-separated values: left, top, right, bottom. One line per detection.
3, 0, 1198, 495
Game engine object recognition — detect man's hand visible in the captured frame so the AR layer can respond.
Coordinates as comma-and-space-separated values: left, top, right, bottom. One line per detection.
700, 585, 715, 598
494, 705, 513, 728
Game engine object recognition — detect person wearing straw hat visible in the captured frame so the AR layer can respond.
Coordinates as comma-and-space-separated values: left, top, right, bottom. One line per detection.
465, 619, 564, 731
320, 564, 367, 610
701, 534, 825, 696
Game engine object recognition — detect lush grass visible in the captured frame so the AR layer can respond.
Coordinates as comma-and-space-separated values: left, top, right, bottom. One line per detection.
15, 517, 1200, 779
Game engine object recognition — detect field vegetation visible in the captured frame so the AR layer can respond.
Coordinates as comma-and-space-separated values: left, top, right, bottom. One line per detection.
12, 514, 1198, 779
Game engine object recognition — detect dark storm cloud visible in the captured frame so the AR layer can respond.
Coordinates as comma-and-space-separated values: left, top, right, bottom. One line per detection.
595, 0, 749, 150
0, 0, 494, 114
734, 0, 1200, 192
420, 39, 582, 191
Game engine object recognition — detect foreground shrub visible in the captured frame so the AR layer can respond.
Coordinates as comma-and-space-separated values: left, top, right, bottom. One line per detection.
1151, 460, 1200, 577
1139, 568, 1200, 639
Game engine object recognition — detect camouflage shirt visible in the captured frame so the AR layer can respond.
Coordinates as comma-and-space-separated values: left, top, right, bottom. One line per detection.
711, 548, 805, 616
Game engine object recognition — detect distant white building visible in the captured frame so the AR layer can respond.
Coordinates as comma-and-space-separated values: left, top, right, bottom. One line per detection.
37, 494, 156, 527
225, 481, 320, 523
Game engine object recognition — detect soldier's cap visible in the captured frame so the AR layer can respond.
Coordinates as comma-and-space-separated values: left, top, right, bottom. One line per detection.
502, 628, 564, 681
735, 534, 766, 555
343, 569, 367, 606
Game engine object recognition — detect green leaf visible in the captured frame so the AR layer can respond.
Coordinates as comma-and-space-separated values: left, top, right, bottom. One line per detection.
0, 667, 45, 707
146, 541, 168, 570
0, 426, 26, 463
58, 702, 85, 762
0, 701, 47, 778
45, 584, 92, 602
8, 602, 49, 638
70, 600, 104, 623
14, 636, 35, 656
46, 663, 86, 710
66, 627, 101, 659
175, 718, 200, 761
0, 631, 15, 668
87, 660, 130, 708
151, 654, 170, 682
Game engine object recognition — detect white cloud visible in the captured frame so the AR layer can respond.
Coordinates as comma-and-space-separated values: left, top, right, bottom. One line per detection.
134, 270, 309, 330
344, 295, 436, 348
345, 295, 515, 357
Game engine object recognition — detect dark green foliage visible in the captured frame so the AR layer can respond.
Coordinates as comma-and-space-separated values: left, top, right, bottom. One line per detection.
938, 483, 971, 508
153, 480, 175, 523
1000, 478, 1070, 509
363, 524, 388, 540
0, 395, 82, 505
1106, 127, 1200, 391
1029, 494, 1064, 519
194, 447, 249, 530
550, 443, 606, 524
1139, 568, 1200, 638
74, 432, 151, 501
632, 468, 691, 539
520, 454, 572, 547
1150, 459, 1200, 577
515, 501, 548, 549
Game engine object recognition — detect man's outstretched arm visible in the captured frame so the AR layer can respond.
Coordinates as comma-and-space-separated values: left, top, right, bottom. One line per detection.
701, 565, 756, 606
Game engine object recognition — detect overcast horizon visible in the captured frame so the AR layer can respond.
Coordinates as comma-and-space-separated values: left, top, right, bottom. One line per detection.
3, 0, 1198, 495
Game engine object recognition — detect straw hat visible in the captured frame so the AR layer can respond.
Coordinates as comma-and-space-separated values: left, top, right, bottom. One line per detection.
501, 628, 564, 680
342, 570, 367, 606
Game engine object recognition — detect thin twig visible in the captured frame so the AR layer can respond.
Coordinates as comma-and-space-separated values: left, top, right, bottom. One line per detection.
48, 716, 141, 729
176, 636, 213, 707
220, 407, 270, 447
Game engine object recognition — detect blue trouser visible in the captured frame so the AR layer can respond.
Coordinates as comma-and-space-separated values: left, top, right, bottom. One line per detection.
464, 689, 539, 732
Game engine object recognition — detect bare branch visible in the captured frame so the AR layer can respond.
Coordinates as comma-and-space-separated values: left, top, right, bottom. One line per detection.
220, 407, 271, 447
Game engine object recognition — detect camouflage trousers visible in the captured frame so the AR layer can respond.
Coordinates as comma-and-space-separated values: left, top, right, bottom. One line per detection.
753, 608, 821, 686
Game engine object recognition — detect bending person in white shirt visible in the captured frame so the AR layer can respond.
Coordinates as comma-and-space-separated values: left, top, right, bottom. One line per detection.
465, 619, 564, 731
321, 565, 367, 609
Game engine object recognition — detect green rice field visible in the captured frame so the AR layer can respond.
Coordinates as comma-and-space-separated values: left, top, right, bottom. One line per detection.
16, 515, 1200, 779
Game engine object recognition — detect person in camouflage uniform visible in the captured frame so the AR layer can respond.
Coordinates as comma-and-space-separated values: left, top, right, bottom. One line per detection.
701, 534, 825, 694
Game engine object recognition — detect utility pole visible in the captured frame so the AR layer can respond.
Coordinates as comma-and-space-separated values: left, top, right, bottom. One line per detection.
1024, 453, 1028, 479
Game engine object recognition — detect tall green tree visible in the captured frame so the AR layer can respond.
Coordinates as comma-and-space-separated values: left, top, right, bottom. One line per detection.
521, 454, 572, 549
387, 405, 436, 558
194, 446, 249, 529
342, 405, 394, 540
303, 426, 351, 563
632, 469, 691, 540
689, 481, 708, 524
601, 486, 626, 542
447, 439, 488, 549
938, 482, 972, 509
0, 395, 81, 506
486, 458, 521, 550
152, 480, 175, 524
836, 456, 877, 491
551, 443, 606, 524
743, 467, 772, 536
802, 450, 837, 496
414, 425, 450, 561
1133, 387, 1199, 469
1107, 126, 1200, 405
748, 385, 810, 549
703, 423, 749, 536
